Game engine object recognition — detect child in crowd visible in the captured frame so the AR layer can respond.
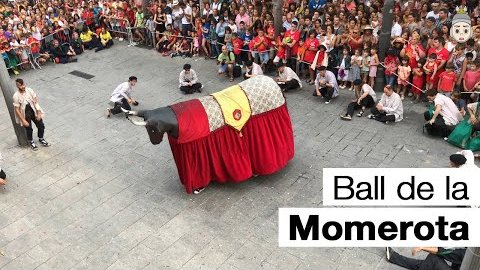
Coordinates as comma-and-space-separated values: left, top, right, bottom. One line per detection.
424, 53, 438, 91
296, 39, 306, 79
437, 63, 456, 97
397, 56, 412, 99
192, 31, 199, 56
272, 28, 287, 65
451, 91, 467, 116
170, 38, 182, 57
348, 48, 362, 91
369, 47, 379, 87
464, 61, 480, 93
224, 26, 233, 51
361, 49, 370, 84
411, 58, 425, 102
337, 47, 351, 89
384, 48, 399, 88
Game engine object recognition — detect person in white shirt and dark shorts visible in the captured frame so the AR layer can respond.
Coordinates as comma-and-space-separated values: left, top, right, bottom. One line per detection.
106, 76, 139, 117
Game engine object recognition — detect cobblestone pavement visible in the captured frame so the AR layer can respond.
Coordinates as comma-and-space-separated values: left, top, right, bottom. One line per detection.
0, 42, 473, 270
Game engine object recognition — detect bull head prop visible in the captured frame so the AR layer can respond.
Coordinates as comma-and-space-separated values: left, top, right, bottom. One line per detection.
122, 107, 179, 145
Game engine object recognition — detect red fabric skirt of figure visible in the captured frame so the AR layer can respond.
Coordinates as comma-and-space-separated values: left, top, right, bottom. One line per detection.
168, 102, 294, 194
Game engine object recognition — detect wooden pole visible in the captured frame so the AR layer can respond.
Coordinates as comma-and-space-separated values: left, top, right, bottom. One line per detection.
0, 61, 28, 146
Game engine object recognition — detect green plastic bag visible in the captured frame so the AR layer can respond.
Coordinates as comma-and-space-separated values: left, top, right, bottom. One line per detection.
447, 120, 473, 149
427, 103, 435, 118
467, 132, 480, 151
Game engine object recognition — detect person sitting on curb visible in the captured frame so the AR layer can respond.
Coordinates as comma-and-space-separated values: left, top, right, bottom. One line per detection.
244, 60, 263, 79
341, 79, 377, 120
367, 85, 403, 124
276, 62, 302, 92
217, 45, 235, 82
386, 247, 466, 270
424, 89, 463, 138
313, 66, 339, 104
179, 64, 203, 94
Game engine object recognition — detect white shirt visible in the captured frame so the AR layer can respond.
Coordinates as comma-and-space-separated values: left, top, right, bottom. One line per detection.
246, 62, 263, 76
434, 94, 462, 125
211, 1, 221, 11
12, 87, 44, 126
361, 84, 377, 102
379, 92, 403, 121
110, 82, 132, 103
391, 22, 402, 37
182, 5, 191, 24
279, 67, 302, 88
426, 11, 439, 20
178, 69, 199, 87
315, 70, 339, 98
458, 150, 478, 168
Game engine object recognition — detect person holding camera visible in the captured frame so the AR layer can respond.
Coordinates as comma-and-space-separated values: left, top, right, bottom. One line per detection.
217, 45, 236, 82
106, 76, 139, 118
179, 64, 203, 94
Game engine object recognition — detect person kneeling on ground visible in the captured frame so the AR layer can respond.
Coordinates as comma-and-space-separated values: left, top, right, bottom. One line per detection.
276, 62, 302, 92
424, 89, 463, 138
96, 27, 114, 52
341, 79, 377, 120
179, 64, 202, 94
106, 76, 139, 117
314, 66, 339, 104
244, 60, 263, 79
367, 85, 403, 123
386, 247, 465, 270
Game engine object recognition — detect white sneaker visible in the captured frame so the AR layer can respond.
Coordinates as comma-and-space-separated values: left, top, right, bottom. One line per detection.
193, 187, 205, 194
325, 101, 330, 104
367, 114, 375, 119
119, 37, 124, 41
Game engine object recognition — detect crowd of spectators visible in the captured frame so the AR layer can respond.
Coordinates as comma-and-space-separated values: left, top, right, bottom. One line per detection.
2, 0, 480, 143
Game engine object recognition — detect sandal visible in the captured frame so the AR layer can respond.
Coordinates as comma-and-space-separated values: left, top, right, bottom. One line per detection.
357, 110, 364, 117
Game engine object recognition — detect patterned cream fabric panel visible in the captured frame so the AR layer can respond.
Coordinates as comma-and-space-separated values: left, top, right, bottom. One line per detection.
238, 75, 285, 116
198, 95, 225, 132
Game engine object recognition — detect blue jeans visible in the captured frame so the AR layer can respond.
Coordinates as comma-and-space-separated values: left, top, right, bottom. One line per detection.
385, 75, 397, 87
252, 51, 269, 64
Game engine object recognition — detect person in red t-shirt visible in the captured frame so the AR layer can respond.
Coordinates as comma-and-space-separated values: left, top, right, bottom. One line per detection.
252, 28, 270, 69
437, 64, 456, 96
232, 33, 244, 66
427, 37, 449, 87
272, 28, 287, 64
284, 21, 300, 68
302, 30, 319, 84
81, 8, 95, 28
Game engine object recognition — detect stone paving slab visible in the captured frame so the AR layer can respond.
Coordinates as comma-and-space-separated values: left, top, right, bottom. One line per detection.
0, 41, 475, 269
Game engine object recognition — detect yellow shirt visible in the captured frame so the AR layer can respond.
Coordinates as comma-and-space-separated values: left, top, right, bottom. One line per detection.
80, 31, 93, 43
100, 31, 112, 43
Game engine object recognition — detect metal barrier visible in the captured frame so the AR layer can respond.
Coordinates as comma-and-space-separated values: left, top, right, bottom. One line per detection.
106, 16, 137, 47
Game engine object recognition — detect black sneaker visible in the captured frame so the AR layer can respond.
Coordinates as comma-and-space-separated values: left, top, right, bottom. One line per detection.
30, 141, 38, 151
39, 138, 49, 147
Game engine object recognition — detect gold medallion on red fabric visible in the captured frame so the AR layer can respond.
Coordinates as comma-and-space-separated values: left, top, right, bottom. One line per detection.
233, 109, 242, 121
